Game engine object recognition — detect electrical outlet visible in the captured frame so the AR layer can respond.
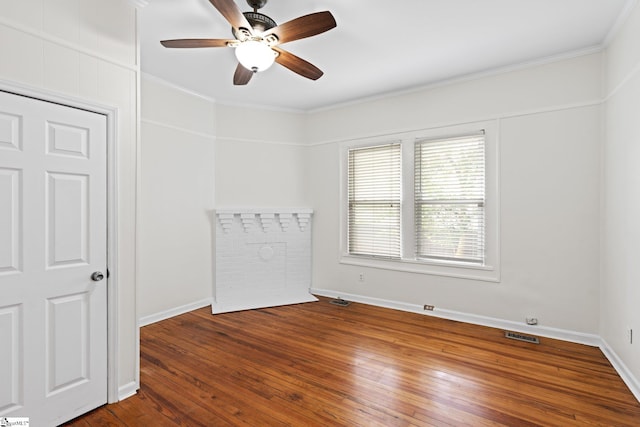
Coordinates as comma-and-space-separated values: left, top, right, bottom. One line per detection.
358, 273, 364, 282
423, 304, 435, 311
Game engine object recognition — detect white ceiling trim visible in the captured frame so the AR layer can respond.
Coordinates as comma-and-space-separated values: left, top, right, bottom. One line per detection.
603, 0, 639, 46
141, 73, 218, 104
129, 0, 149, 8
309, 45, 604, 115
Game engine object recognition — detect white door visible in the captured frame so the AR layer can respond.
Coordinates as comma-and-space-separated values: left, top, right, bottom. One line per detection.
0, 90, 108, 426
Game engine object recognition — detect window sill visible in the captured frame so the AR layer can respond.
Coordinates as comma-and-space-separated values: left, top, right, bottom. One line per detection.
340, 254, 500, 282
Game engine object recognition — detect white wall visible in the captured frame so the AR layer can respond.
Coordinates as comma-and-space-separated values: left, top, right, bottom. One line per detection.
215, 104, 309, 207
139, 76, 216, 320
602, 1, 640, 387
0, 0, 139, 396
307, 53, 603, 333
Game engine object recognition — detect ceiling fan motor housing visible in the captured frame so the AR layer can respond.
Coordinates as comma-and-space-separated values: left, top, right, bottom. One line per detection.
246, 0, 268, 10
232, 11, 277, 39
245, 12, 277, 31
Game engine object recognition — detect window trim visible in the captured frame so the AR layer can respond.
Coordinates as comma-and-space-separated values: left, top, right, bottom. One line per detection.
339, 121, 500, 282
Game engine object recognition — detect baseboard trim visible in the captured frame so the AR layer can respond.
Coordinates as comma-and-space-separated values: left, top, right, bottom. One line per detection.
138, 297, 213, 327
118, 381, 138, 401
310, 288, 601, 346
599, 339, 640, 402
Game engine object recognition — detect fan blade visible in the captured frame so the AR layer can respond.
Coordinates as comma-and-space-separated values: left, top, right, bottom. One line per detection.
265, 11, 336, 45
209, 0, 253, 32
160, 39, 232, 48
233, 63, 254, 85
274, 48, 323, 80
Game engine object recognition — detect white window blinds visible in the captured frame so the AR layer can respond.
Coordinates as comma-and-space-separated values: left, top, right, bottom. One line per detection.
414, 134, 485, 264
348, 143, 401, 258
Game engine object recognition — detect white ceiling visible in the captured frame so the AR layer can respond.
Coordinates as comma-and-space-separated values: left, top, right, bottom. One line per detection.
140, 0, 630, 111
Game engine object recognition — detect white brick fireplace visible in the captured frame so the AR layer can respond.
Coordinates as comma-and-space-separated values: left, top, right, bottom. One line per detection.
213, 208, 316, 313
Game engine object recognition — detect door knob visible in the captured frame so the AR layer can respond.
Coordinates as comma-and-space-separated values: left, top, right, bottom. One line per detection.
91, 271, 105, 282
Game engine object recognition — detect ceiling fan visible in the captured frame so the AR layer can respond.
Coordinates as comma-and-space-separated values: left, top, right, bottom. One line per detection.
161, 0, 337, 85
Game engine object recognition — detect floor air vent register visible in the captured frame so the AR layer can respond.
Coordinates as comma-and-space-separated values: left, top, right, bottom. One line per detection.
505, 331, 540, 344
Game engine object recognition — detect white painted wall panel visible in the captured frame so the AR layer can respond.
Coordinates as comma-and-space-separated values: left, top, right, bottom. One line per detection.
602, 1, 640, 391
91, 0, 136, 66
215, 138, 309, 207
499, 107, 601, 333
216, 104, 305, 145
141, 76, 215, 135
78, 55, 100, 100
138, 76, 215, 320
0, 0, 43, 31
40, 0, 135, 66
605, 2, 640, 95
138, 122, 215, 318
43, 42, 81, 95
0, 25, 43, 87
42, 0, 83, 45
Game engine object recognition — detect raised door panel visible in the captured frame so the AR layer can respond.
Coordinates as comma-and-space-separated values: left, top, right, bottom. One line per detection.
0, 305, 22, 413
0, 112, 21, 151
0, 169, 22, 275
46, 121, 89, 159
46, 293, 90, 395
45, 172, 89, 268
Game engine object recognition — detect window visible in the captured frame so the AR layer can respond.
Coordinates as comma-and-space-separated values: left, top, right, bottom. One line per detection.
348, 143, 401, 258
415, 134, 485, 264
341, 122, 498, 281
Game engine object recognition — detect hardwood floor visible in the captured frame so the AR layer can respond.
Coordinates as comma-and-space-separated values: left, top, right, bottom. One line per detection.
65, 297, 640, 426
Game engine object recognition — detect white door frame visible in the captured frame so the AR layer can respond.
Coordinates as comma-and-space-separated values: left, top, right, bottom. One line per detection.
0, 79, 122, 404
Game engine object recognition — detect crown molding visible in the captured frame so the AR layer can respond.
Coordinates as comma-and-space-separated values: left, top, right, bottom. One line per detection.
603, 0, 639, 46
141, 73, 217, 103
129, 0, 149, 8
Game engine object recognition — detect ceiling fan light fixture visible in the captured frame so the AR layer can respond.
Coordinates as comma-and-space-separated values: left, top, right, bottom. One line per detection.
235, 40, 276, 73
160, 0, 337, 85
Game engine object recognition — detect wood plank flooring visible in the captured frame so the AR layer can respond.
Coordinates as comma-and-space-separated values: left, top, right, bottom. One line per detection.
65, 297, 640, 426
